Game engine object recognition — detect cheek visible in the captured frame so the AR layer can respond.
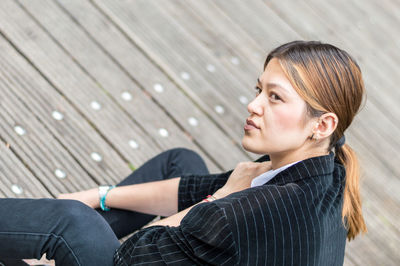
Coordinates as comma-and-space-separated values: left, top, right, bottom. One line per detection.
267, 106, 306, 133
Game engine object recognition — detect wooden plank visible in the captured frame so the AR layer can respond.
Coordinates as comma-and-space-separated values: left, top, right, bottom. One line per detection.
0, 36, 131, 187
0, 0, 180, 171
153, 0, 289, 95
0, 141, 52, 198
0, 80, 98, 194
91, 0, 259, 149
344, 195, 400, 265
17, 0, 222, 172
310, 0, 400, 69
212, 0, 298, 46
55, 0, 253, 168
347, 126, 400, 224
346, 135, 400, 265
173, 0, 265, 67
343, 254, 357, 266
148, 0, 262, 89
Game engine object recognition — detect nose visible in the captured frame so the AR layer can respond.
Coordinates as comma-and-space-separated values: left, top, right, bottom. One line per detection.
247, 95, 264, 116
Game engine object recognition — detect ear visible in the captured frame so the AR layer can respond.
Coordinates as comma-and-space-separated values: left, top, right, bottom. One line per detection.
313, 112, 338, 140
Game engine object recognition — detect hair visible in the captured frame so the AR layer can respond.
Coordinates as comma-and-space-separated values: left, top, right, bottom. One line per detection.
264, 40, 367, 240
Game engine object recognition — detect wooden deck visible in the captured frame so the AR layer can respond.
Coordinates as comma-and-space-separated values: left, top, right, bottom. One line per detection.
0, 0, 398, 265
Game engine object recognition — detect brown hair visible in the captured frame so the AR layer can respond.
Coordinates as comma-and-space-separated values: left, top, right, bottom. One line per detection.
265, 40, 367, 240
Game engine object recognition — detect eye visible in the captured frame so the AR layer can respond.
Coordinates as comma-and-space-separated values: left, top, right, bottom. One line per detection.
269, 92, 282, 101
254, 86, 262, 96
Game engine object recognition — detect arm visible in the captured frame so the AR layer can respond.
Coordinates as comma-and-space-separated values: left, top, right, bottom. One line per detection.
144, 201, 197, 227
106, 178, 180, 216
58, 177, 181, 217
58, 156, 271, 223
148, 160, 272, 227
115, 201, 239, 266
178, 154, 270, 211
58, 169, 233, 218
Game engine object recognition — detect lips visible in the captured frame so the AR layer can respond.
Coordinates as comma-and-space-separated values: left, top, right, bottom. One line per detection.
245, 118, 260, 130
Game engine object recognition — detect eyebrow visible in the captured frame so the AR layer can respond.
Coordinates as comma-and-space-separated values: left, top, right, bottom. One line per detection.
257, 78, 290, 94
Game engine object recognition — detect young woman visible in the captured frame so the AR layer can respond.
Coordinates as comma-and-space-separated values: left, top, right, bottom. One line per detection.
0, 40, 367, 266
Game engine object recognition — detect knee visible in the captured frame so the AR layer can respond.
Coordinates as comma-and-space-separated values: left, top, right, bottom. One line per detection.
164, 147, 208, 175
44, 200, 119, 264
52, 199, 90, 216
52, 199, 117, 241
165, 147, 200, 160
165, 147, 192, 154
50, 200, 104, 232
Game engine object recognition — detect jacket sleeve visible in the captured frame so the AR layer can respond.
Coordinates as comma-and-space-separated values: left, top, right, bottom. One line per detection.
114, 202, 238, 265
178, 171, 232, 211
177, 154, 270, 211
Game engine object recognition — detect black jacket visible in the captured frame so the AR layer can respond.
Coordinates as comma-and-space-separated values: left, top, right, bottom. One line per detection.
115, 153, 347, 265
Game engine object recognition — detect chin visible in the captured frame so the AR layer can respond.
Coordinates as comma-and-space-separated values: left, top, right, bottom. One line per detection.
241, 137, 267, 155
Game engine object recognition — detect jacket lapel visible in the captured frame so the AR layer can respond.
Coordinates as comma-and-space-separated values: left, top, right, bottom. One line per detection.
267, 152, 338, 186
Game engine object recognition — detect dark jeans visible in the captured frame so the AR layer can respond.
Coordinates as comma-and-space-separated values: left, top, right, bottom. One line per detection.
0, 148, 209, 266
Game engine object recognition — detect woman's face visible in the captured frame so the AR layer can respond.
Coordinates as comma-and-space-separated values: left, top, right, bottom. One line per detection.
242, 58, 315, 156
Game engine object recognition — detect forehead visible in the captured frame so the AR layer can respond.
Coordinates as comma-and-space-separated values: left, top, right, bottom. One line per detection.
259, 59, 298, 96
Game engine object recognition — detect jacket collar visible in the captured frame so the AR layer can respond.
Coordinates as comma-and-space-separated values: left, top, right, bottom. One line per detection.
256, 152, 342, 186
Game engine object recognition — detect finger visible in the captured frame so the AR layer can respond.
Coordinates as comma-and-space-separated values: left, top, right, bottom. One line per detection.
256, 161, 272, 172
251, 161, 271, 168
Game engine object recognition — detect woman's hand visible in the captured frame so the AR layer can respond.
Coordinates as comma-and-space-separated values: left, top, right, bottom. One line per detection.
57, 188, 99, 209
213, 161, 272, 199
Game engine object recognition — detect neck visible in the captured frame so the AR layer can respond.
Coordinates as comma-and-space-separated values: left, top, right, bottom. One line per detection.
269, 148, 328, 170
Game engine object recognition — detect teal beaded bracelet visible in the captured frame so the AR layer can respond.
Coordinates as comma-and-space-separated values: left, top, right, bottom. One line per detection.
99, 185, 115, 211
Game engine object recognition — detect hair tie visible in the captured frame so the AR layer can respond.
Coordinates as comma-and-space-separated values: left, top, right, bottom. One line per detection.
336, 135, 346, 148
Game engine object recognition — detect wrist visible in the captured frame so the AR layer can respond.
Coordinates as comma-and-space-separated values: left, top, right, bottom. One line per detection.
213, 189, 227, 199
99, 185, 115, 211
90, 188, 101, 208
80, 188, 102, 209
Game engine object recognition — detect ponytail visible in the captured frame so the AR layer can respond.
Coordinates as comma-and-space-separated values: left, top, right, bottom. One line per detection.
336, 144, 367, 240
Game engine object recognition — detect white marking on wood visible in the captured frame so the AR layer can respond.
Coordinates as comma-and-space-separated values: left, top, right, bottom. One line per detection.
206, 64, 216, 72
231, 57, 240, 65
54, 169, 67, 179
253, 52, 261, 59
214, 105, 225, 114
128, 140, 139, 149
158, 128, 169, 137
153, 83, 164, 93
239, 95, 248, 105
11, 184, 23, 195
188, 117, 198, 126
121, 91, 133, 101
90, 101, 101, 110
91, 152, 103, 162
180, 72, 191, 80
14, 126, 26, 136
52, 111, 64, 121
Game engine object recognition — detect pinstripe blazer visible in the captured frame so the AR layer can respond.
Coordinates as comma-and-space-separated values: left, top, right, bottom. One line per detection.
115, 153, 347, 265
